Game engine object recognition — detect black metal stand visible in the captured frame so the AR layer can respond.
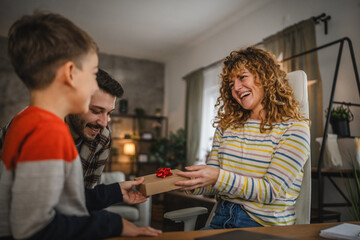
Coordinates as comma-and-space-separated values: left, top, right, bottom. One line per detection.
282, 37, 360, 222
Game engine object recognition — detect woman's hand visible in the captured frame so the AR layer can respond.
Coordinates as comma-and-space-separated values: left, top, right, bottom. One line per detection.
121, 219, 162, 237
175, 165, 220, 190
119, 177, 148, 205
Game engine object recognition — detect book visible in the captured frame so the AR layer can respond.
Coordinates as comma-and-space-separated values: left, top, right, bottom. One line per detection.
319, 223, 360, 240
195, 229, 296, 240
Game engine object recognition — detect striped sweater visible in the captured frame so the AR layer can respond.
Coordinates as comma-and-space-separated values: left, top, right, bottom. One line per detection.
0, 106, 123, 239
191, 119, 310, 226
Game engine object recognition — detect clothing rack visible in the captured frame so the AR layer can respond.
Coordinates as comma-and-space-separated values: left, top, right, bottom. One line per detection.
281, 37, 360, 222
333, 101, 360, 107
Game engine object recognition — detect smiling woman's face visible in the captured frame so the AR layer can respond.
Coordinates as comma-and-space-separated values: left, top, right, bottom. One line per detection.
230, 67, 265, 120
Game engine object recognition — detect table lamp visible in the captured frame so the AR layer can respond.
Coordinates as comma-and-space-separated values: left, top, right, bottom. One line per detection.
124, 142, 136, 175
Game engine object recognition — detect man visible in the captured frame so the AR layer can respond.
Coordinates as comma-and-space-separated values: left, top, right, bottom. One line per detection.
0, 68, 123, 189
65, 68, 123, 188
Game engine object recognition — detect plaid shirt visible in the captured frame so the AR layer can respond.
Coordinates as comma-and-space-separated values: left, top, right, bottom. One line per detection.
1, 114, 111, 189
77, 126, 111, 188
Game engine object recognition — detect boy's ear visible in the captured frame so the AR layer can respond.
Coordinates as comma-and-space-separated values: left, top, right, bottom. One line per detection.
62, 61, 76, 88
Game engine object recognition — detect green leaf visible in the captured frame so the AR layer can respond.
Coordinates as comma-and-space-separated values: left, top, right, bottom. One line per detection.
149, 128, 186, 169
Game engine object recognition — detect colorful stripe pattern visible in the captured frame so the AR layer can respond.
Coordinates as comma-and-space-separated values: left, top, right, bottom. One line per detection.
192, 119, 310, 226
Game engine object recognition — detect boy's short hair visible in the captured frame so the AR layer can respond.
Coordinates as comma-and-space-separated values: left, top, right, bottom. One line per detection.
7, 12, 99, 90
96, 69, 124, 98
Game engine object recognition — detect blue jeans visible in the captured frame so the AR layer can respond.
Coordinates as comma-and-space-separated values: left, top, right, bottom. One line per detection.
202, 200, 262, 230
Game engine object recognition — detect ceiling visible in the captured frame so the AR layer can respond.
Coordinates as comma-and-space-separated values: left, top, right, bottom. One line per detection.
0, 0, 268, 62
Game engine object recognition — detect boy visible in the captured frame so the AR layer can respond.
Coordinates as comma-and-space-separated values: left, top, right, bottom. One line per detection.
0, 12, 161, 239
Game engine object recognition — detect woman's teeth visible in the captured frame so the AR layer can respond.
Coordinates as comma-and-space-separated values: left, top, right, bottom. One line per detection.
240, 92, 251, 99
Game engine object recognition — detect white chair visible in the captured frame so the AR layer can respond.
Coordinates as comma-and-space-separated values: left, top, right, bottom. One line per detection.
164, 70, 311, 230
288, 70, 311, 225
101, 171, 152, 227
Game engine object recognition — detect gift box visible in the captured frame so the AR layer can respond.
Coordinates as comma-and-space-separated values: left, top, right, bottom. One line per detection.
135, 169, 189, 196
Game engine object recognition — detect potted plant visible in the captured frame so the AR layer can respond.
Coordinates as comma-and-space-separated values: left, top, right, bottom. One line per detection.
346, 165, 360, 221
328, 105, 354, 137
149, 128, 186, 169
344, 138, 360, 221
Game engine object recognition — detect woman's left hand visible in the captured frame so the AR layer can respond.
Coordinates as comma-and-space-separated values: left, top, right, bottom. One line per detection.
175, 165, 220, 190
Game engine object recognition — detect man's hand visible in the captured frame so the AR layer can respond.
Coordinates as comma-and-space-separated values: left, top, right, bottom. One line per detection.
175, 165, 220, 190
121, 219, 162, 237
119, 177, 147, 205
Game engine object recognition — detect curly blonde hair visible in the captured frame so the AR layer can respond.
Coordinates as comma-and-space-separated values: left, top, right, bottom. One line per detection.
214, 46, 309, 132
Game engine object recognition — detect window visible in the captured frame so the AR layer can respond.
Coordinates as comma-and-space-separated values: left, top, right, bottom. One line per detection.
197, 64, 222, 164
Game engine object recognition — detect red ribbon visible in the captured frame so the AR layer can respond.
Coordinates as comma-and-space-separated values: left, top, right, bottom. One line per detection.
156, 168, 173, 178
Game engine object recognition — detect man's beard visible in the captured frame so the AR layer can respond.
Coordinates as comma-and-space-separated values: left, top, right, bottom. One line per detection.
68, 114, 86, 139
68, 114, 103, 142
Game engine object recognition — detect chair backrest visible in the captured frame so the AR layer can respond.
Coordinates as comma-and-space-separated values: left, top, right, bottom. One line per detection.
287, 70, 311, 224
100, 171, 126, 184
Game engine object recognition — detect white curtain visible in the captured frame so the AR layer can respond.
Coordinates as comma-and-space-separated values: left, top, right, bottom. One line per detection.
198, 64, 222, 164
184, 69, 204, 166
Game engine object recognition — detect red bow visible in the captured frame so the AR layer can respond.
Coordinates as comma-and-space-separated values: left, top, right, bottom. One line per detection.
156, 168, 173, 178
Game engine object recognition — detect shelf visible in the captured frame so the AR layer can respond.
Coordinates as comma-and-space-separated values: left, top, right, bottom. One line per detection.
112, 113, 167, 120
113, 137, 157, 142
311, 167, 358, 177
311, 208, 341, 223
107, 113, 168, 175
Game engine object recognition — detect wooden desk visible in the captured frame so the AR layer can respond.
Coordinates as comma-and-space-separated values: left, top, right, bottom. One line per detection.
108, 222, 360, 240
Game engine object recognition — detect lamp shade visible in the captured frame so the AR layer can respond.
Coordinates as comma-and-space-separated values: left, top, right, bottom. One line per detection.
124, 143, 136, 155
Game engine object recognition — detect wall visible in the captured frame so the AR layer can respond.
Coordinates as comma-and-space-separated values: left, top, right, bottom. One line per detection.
0, 36, 165, 126
164, 0, 360, 221
164, 0, 360, 135
98, 53, 164, 117
0, 37, 29, 127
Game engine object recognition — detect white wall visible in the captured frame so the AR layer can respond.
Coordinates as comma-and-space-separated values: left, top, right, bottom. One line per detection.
164, 0, 360, 135
164, 0, 360, 221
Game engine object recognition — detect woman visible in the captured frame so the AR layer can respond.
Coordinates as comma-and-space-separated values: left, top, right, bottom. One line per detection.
176, 47, 310, 229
